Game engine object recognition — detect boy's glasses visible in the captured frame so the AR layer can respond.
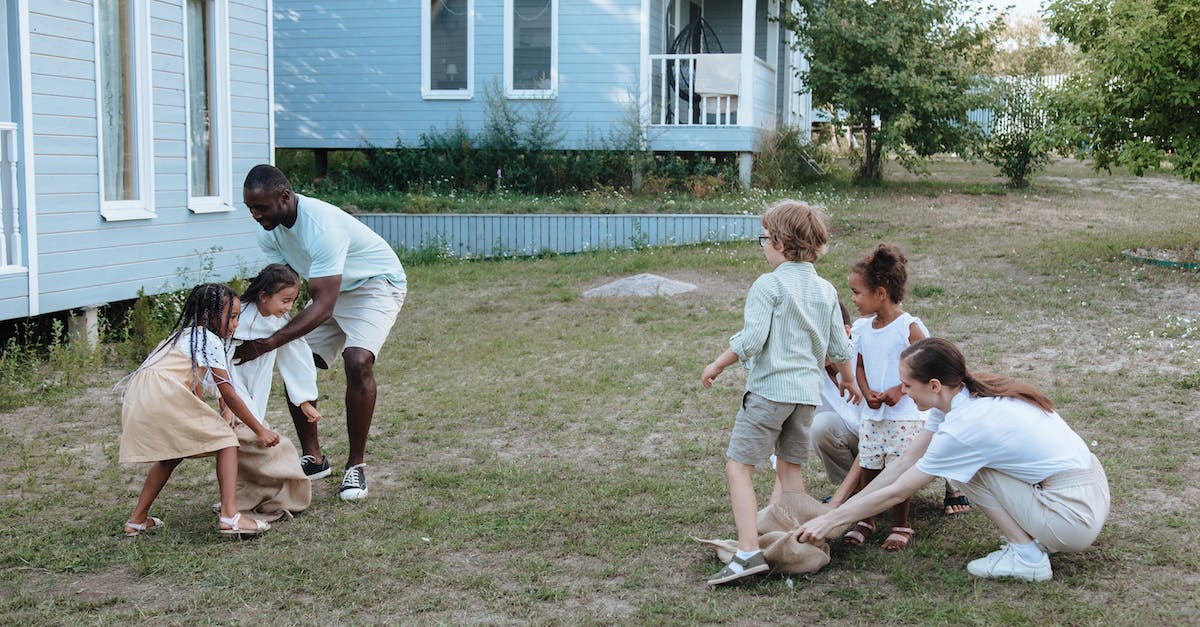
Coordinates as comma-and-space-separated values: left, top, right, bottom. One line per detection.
757, 235, 771, 247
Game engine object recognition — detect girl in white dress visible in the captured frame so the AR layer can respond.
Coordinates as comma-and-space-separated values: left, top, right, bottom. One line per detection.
840, 244, 928, 550
119, 283, 279, 537
225, 264, 320, 519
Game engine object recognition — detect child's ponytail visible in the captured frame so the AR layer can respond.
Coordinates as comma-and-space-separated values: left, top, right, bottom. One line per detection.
901, 338, 1054, 413
852, 243, 908, 303
241, 264, 301, 308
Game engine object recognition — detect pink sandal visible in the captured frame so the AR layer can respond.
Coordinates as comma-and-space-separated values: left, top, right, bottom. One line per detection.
843, 520, 875, 546
883, 526, 914, 551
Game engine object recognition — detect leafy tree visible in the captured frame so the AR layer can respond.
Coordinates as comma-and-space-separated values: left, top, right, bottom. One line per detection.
1046, 0, 1200, 180
779, 0, 1001, 181
992, 14, 1080, 76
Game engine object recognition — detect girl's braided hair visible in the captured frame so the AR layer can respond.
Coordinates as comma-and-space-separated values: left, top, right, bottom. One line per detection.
241, 264, 301, 309
160, 283, 237, 381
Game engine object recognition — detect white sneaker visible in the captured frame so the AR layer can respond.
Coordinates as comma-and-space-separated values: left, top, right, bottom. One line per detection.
339, 464, 368, 501
967, 544, 1052, 582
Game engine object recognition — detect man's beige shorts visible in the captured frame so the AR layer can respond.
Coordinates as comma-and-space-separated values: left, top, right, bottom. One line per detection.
306, 277, 406, 365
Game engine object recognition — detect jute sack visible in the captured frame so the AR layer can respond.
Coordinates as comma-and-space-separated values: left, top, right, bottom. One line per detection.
694, 491, 843, 575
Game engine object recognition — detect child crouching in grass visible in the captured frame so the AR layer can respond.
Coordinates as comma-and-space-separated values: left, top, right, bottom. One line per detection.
701, 200, 861, 585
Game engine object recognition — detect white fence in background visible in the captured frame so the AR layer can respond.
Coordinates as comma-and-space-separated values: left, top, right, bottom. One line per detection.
967, 74, 1067, 136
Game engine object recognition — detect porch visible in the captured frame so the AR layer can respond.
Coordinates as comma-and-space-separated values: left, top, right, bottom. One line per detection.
645, 0, 789, 133
643, 0, 803, 186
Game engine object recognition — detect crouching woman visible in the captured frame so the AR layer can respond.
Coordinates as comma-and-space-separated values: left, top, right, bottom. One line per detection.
794, 337, 1110, 581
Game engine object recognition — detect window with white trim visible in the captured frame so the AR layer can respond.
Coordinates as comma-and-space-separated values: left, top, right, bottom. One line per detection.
505, 0, 556, 98
423, 0, 473, 99
184, 0, 232, 213
96, 0, 153, 221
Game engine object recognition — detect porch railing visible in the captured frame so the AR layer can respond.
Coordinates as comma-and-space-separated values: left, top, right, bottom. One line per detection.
650, 53, 740, 127
649, 53, 777, 129
0, 122, 23, 270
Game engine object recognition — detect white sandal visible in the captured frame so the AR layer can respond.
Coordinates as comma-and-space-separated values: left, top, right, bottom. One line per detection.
123, 516, 163, 537
218, 512, 270, 536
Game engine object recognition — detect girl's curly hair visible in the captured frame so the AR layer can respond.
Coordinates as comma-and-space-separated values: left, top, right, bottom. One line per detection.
852, 243, 908, 304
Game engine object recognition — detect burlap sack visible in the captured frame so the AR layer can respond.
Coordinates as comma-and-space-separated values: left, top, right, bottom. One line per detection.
231, 422, 311, 522
694, 491, 844, 575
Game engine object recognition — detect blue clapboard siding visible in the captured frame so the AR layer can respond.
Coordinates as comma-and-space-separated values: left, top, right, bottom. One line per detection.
272, 0, 763, 154
0, 1, 273, 322
355, 213, 759, 258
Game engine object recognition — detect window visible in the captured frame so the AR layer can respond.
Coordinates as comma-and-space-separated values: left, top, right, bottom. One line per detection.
95, 0, 153, 221
505, 0, 556, 98
423, 0, 473, 99
184, 0, 231, 212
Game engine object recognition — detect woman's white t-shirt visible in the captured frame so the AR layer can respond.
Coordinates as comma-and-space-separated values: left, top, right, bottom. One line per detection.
852, 312, 929, 422
917, 389, 1094, 484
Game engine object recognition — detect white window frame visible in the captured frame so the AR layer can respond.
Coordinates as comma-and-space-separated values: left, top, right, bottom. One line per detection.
183, 0, 233, 213
422, 0, 474, 100
504, 0, 557, 99
94, 0, 154, 221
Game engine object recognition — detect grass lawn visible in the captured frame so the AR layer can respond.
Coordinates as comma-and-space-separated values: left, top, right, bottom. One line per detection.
2, 158, 1199, 624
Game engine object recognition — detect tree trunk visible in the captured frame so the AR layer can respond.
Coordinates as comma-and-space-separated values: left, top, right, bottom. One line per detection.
857, 117, 883, 181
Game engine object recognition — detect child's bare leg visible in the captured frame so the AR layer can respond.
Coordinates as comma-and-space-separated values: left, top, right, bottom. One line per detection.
775, 458, 805, 495
882, 497, 914, 550
844, 468, 880, 545
726, 459, 760, 552
215, 447, 268, 533
856, 468, 881, 527
215, 447, 240, 519
127, 459, 182, 529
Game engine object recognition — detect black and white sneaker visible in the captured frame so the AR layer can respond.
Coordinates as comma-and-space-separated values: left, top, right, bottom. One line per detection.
300, 454, 332, 480
339, 463, 368, 501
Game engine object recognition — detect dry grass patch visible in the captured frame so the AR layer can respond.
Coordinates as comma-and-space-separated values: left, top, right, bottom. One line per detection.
2, 158, 1199, 623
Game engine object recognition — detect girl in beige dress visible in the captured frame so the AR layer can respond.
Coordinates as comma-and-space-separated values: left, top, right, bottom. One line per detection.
119, 283, 281, 537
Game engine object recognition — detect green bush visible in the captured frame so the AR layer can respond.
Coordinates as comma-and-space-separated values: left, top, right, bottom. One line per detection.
752, 126, 830, 190
981, 76, 1054, 188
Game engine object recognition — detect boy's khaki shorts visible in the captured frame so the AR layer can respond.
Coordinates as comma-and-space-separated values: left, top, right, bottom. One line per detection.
726, 391, 815, 466
305, 277, 406, 366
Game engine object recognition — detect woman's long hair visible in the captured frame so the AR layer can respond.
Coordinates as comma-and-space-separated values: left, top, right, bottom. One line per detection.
900, 337, 1054, 412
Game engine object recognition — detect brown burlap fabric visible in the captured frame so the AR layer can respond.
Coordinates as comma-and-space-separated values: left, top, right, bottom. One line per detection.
694, 491, 844, 575
231, 422, 311, 522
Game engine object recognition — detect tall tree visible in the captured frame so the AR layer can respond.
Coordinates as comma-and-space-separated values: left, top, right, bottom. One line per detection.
1046, 0, 1200, 180
992, 14, 1080, 76
780, 0, 1001, 181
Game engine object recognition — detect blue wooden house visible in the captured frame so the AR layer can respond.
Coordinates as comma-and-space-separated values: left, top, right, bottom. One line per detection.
273, 0, 812, 188
0, 0, 273, 324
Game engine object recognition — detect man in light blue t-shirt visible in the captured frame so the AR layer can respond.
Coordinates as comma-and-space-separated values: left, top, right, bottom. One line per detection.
236, 164, 407, 502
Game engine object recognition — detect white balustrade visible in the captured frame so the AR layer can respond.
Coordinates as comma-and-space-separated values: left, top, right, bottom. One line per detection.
0, 122, 21, 269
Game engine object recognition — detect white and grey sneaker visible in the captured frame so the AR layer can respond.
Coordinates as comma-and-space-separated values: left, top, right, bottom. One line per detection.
966, 544, 1052, 582
339, 463, 369, 501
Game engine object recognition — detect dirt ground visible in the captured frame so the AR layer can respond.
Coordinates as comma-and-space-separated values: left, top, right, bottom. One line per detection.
2, 159, 1200, 619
